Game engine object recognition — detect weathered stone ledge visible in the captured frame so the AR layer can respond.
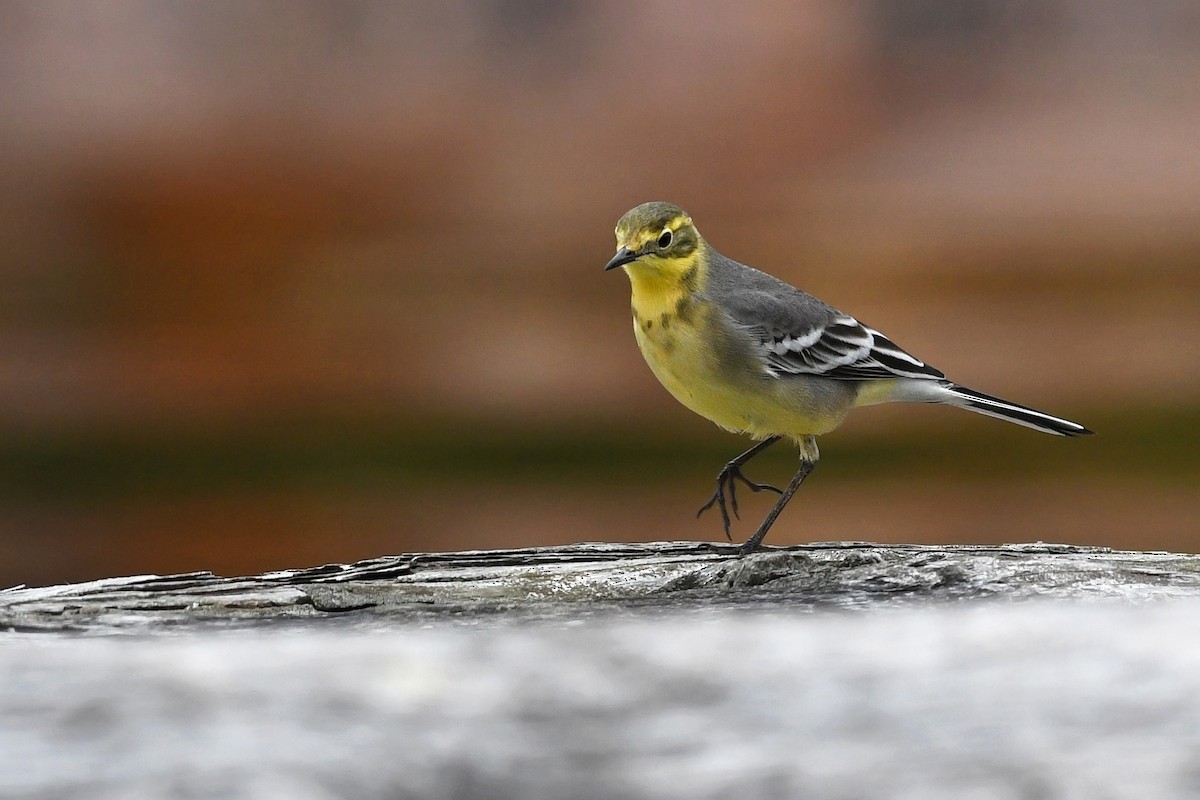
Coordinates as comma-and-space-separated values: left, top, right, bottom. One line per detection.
5, 541, 1199, 633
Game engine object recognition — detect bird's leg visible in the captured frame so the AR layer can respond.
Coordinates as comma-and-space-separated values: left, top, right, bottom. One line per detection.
737, 458, 816, 555
697, 436, 784, 541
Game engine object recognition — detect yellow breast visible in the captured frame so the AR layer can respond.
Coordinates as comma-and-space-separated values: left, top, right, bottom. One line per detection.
625, 257, 852, 440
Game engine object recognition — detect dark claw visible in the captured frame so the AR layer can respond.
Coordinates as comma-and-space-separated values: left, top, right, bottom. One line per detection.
697, 464, 783, 541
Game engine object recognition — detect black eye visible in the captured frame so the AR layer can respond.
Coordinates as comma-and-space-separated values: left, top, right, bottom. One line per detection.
657, 229, 673, 248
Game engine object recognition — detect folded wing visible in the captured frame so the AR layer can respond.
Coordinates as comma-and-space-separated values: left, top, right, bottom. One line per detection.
721, 288, 944, 381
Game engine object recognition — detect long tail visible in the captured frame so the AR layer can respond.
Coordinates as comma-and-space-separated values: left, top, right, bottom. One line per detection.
939, 382, 1093, 437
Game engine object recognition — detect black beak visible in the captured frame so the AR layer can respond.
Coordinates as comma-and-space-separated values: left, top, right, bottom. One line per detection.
604, 247, 639, 272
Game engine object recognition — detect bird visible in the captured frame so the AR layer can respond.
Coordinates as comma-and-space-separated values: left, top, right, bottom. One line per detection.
604, 201, 1093, 555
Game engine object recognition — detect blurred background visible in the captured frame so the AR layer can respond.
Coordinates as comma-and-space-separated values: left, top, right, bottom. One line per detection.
1, 0, 1197, 588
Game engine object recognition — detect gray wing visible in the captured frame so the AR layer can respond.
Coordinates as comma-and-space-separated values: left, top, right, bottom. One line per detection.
712, 270, 944, 382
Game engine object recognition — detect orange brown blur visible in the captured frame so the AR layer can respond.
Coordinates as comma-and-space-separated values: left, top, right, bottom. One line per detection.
1, 2, 1197, 587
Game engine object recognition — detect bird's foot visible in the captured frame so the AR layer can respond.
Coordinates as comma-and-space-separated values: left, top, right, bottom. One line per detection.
736, 538, 764, 556
696, 464, 783, 541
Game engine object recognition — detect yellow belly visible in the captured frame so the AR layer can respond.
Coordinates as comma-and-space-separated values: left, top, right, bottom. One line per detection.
632, 308, 851, 441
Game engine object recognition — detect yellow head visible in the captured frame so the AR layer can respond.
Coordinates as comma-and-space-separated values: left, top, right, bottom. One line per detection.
604, 201, 703, 276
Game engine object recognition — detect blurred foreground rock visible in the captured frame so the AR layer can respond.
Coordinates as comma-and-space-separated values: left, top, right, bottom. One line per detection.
3, 542, 1200, 799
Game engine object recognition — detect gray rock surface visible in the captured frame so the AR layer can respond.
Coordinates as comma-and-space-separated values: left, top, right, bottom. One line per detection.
5, 541, 1200, 632
4, 542, 1200, 799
